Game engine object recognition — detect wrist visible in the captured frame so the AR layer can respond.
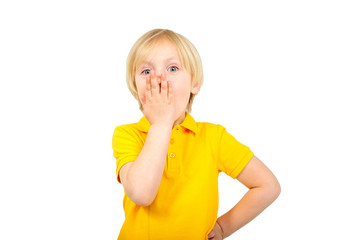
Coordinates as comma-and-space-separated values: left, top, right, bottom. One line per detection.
149, 124, 173, 134
150, 123, 173, 129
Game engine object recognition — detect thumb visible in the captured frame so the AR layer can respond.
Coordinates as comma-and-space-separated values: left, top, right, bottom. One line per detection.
207, 230, 215, 238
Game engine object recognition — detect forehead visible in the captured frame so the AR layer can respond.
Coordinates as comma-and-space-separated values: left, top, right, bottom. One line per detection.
135, 37, 185, 71
140, 57, 180, 67
143, 39, 179, 60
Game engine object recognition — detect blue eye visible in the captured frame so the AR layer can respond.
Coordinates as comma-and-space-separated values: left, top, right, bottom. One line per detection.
142, 69, 150, 75
168, 66, 178, 72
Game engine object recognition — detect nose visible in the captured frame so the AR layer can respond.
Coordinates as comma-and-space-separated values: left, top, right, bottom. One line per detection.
154, 70, 165, 77
153, 71, 166, 83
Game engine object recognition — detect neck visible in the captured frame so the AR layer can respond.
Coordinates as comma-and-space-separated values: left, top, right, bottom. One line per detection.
173, 112, 187, 128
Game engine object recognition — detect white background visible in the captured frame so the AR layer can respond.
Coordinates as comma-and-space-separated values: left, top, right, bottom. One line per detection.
1, 0, 359, 239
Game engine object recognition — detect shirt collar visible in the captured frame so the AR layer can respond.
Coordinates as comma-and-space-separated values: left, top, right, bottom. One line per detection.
136, 112, 198, 135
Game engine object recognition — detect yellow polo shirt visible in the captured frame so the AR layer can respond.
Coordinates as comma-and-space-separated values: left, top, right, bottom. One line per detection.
112, 112, 254, 240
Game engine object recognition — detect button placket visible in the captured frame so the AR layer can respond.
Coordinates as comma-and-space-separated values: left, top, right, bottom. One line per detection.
167, 126, 180, 172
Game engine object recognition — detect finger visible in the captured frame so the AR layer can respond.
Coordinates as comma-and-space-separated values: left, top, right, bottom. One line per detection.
160, 73, 167, 97
140, 95, 146, 104
208, 231, 215, 238
150, 72, 159, 96
145, 75, 151, 100
168, 80, 173, 103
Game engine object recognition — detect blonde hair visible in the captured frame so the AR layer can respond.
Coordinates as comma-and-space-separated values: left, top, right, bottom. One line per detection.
126, 28, 203, 113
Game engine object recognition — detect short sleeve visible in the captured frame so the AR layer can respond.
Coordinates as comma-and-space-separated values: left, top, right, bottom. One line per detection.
217, 124, 254, 179
112, 125, 142, 184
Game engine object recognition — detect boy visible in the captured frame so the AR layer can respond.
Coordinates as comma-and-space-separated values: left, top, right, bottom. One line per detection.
112, 28, 281, 240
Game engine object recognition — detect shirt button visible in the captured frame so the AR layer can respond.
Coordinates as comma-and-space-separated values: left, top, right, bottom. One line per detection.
169, 153, 175, 158
170, 138, 174, 144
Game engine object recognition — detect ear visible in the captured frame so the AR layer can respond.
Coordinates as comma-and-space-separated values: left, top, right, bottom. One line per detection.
191, 82, 201, 95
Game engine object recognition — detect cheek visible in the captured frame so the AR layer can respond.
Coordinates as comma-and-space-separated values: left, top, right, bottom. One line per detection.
174, 80, 190, 93
173, 83, 191, 102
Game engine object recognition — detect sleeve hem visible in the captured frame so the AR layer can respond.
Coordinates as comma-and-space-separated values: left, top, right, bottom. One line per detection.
229, 150, 254, 179
116, 159, 136, 184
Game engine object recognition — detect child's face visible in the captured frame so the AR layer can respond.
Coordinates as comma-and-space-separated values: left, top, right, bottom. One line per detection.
135, 39, 200, 116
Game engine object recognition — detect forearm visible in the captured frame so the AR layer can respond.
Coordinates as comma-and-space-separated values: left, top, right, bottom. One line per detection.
127, 124, 172, 204
217, 186, 280, 239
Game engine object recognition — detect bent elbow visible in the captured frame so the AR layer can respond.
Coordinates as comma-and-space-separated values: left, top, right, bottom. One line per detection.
261, 178, 281, 203
130, 191, 155, 207
270, 179, 281, 201
136, 196, 153, 207
274, 181, 281, 199
133, 198, 151, 207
